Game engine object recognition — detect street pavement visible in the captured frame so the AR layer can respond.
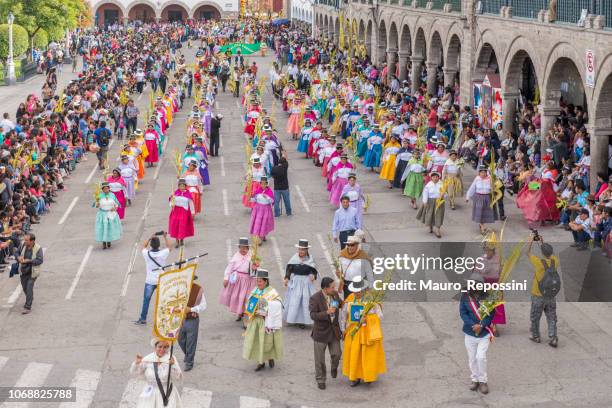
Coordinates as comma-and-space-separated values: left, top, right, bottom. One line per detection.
0, 49, 611, 408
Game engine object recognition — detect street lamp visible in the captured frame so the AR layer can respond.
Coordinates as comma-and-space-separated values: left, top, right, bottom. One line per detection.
6, 12, 16, 85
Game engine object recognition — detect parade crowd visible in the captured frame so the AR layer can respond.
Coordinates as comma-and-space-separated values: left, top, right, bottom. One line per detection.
2, 15, 610, 407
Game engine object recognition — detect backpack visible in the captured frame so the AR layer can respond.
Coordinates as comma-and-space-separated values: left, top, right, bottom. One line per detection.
538, 258, 561, 298
98, 128, 110, 147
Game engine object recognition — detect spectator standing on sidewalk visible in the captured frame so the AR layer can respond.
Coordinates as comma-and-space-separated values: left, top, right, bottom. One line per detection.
271, 153, 292, 217
135, 232, 172, 325
16, 233, 44, 315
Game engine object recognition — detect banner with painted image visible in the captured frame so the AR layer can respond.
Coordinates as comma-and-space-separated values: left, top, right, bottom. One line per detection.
153, 264, 196, 342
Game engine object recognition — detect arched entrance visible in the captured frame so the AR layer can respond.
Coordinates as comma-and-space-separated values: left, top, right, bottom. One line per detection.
473, 43, 501, 129
426, 30, 443, 96
161, 3, 188, 22
445, 34, 461, 91
504, 49, 540, 134
411, 27, 427, 94
128, 3, 156, 23
398, 24, 411, 82
365, 20, 373, 58
194, 4, 222, 20
376, 20, 387, 67
95, 2, 124, 28
387, 22, 399, 83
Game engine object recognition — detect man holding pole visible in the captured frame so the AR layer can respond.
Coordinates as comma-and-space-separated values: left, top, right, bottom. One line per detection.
178, 277, 207, 371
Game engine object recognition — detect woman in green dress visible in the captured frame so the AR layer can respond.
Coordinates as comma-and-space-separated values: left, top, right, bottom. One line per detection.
402, 149, 426, 209
95, 182, 122, 249
243, 269, 284, 371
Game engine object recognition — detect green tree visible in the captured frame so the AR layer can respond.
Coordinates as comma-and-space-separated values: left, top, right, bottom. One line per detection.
0, 23, 28, 59
32, 28, 48, 49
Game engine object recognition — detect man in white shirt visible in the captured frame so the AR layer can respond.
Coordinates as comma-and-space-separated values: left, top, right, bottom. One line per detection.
0, 113, 15, 134
135, 232, 172, 324
569, 208, 593, 251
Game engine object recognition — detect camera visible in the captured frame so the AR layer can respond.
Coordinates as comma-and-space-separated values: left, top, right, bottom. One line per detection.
155, 230, 165, 236
530, 228, 541, 241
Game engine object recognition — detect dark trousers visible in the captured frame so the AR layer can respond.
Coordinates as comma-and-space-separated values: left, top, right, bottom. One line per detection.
314, 339, 341, 385
136, 81, 144, 93
221, 77, 228, 92
127, 117, 137, 134
497, 187, 505, 218
210, 134, 220, 157
572, 230, 590, 244
233, 80, 240, 97
178, 317, 199, 368
338, 229, 356, 250
530, 295, 557, 339
20, 273, 36, 309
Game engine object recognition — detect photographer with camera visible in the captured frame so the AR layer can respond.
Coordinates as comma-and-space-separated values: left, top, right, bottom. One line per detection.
526, 231, 560, 348
134, 231, 172, 325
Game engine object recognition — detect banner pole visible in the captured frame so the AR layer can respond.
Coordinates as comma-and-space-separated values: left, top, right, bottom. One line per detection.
166, 343, 174, 406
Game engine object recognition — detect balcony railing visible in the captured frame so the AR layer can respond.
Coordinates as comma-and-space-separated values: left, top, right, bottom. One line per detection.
316, 0, 339, 7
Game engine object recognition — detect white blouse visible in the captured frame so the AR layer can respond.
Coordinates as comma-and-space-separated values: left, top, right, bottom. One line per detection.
466, 176, 491, 199
422, 181, 443, 204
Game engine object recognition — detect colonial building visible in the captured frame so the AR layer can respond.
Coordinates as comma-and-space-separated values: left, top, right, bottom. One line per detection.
314, 0, 612, 189
291, 0, 314, 32
92, 0, 239, 26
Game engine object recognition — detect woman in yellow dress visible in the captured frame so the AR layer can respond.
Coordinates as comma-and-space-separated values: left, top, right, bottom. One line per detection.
340, 275, 386, 387
378, 134, 401, 188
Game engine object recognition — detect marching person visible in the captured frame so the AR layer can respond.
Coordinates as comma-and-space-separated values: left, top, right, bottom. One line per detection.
135, 232, 172, 325
466, 165, 499, 235
416, 170, 445, 238
340, 276, 386, 387
309, 277, 342, 390
178, 276, 207, 371
209, 113, 222, 157
337, 236, 373, 299
220, 237, 256, 323
332, 196, 361, 250
284, 239, 318, 328
95, 182, 122, 250
249, 176, 275, 242
168, 179, 195, 248
460, 274, 494, 394
130, 338, 183, 407
16, 233, 44, 315
243, 269, 284, 371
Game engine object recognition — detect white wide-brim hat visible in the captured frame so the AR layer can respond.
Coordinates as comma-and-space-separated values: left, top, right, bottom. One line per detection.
348, 276, 369, 293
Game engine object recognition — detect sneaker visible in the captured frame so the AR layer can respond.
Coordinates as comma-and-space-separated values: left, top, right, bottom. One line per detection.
549, 337, 558, 348
478, 382, 489, 394
134, 320, 146, 325
184, 365, 193, 372
317, 383, 326, 390
21, 308, 31, 315
469, 381, 479, 391
529, 336, 541, 343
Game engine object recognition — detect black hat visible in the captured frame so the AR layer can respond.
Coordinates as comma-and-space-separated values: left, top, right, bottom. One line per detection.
348, 172, 357, 179
340, 153, 348, 159
177, 178, 187, 185
255, 269, 269, 279
237, 237, 250, 247
295, 239, 312, 249
260, 176, 268, 182
478, 165, 489, 173
101, 181, 110, 188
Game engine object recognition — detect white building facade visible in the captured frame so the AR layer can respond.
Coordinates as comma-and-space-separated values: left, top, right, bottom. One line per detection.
290, 0, 313, 31
91, 0, 239, 27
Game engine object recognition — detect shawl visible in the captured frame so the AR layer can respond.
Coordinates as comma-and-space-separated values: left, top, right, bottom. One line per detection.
287, 253, 316, 268
339, 246, 370, 262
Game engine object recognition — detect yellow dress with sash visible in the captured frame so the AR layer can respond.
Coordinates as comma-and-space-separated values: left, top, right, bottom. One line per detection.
342, 293, 387, 382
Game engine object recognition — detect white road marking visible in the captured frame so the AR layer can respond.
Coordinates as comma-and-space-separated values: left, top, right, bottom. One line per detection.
220, 156, 226, 177
119, 378, 147, 408
84, 165, 98, 184
222, 189, 229, 216
65, 245, 93, 300
294, 185, 310, 213
153, 159, 163, 180
0, 356, 7, 372
182, 388, 212, 408
226, 238, 232, 263
215, 101, 219, 109
1, 362, 53, 408
269, 237, 285, 279
142, 192, 153, 220
58, 196, 79, 225
121, 242, 139, 297
240, 396, 270, 408
59, 369, 101, 408
316, 233, 336, 277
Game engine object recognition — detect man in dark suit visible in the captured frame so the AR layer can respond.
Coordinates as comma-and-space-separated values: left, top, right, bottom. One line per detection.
309, 277, 342, 390
210, 113, 222, 157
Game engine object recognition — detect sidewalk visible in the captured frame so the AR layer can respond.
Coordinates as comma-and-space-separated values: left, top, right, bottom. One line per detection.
0, 61, 81, 117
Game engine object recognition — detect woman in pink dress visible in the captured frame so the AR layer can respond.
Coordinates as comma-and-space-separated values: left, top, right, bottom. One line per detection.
168, 179, 195, 248
249, 177, 275, 242
329, 154, 354, 206
107, 169, 127, 220
144, 122, 160, 167
219, 237, 257, 322
286, 94, 303, 140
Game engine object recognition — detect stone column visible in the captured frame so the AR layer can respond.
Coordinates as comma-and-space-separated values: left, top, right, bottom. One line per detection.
411, 56, 423, 94
502, 91, 519, 136
588, 124, 612, 193
539, 105, 560, 151
376, 43, 386, 67
426, 61, 438, 96
442, 67, 457, 89
398, 51, 410, 82
386, 48, 397, 82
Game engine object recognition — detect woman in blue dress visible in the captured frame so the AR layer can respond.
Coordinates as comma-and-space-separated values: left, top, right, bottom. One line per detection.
363, 124, 384, 170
